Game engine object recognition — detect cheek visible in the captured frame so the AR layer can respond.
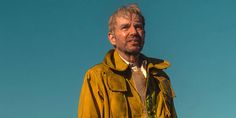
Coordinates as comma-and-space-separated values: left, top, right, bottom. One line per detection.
138, 31, 145, 37
122, 32, 127, 37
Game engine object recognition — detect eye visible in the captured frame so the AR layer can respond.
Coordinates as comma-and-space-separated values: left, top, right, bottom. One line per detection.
134, 24, 144, 30
121, 26, 129, 30
120, 24, 130, 31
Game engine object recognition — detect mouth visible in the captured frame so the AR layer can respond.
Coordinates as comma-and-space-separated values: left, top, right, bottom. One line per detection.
128, 37, 141, 42
128, 38, 142, 44
128, 40, 143, 48
125, 37, 144, 52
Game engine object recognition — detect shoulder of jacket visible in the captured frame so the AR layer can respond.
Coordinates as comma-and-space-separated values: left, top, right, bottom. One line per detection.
84, 63, 111, 78
140, 54, 170, 70
88, 63, 109, 72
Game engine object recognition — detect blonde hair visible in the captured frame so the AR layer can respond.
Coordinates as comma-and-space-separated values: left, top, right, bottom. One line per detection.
108, 3, 145, 33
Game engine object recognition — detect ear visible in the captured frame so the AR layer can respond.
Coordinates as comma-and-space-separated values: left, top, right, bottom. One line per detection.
108, 32, 116, 46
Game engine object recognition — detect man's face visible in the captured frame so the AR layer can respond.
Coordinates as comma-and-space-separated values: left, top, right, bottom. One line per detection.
109, 14, 145, 55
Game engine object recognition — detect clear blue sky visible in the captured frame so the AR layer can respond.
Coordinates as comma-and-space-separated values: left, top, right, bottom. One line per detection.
1, 0, 236, 118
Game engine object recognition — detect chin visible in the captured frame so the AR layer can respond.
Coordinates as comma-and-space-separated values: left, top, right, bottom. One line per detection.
127, 48, 142, 55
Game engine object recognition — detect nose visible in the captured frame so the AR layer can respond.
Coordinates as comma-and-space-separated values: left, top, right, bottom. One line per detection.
129, 25, 138, 35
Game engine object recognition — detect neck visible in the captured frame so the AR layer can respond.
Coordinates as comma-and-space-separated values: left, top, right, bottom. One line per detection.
116, 49, 141, 67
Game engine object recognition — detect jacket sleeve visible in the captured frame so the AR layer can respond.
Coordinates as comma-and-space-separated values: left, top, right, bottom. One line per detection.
158, 76, 177, 118
170, 98, 177, 118
78, 70, 104, 118
170, 83, 177, 118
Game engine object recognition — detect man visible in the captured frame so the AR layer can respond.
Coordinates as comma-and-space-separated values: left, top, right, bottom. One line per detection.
78, 4, 177, 118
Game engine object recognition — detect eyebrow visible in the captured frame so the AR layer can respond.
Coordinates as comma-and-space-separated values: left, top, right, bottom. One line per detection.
119, 23, 130, 28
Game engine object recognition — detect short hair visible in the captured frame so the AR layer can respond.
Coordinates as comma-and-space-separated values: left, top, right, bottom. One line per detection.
108, 3, 145, 33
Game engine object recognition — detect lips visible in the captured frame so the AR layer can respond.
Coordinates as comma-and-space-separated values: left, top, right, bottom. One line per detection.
126, 35, 143, 47
127, 37, 141, 42
128, 38, 142, 43
128, 39, 143, 47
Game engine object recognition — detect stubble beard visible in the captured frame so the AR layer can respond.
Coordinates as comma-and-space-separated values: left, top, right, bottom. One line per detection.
123, 42, 144, 56
114, 34, 144, 56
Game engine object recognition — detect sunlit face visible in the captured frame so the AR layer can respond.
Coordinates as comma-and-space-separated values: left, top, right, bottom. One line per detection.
108, 14, 145, 55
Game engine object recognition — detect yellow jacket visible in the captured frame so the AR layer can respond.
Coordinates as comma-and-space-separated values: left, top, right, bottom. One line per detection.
78, 49, 177, 118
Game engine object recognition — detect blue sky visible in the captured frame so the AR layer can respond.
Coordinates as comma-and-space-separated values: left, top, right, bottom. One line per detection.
0, 0, 236, 118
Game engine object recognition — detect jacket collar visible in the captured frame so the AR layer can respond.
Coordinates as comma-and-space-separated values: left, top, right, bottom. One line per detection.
102, 49, 129, 71
102, 49, 170, 72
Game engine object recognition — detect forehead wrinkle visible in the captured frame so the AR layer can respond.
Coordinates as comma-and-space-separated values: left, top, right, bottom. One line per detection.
114, 14, 143, 32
